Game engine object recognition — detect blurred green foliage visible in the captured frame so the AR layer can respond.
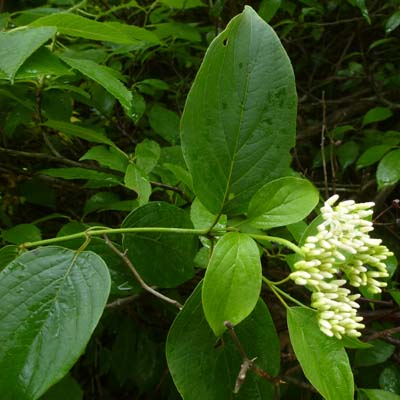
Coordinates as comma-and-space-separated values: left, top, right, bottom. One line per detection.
0, 0, 399, 399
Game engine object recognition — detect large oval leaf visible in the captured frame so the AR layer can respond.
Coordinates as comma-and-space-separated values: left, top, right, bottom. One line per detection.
247, 177, 319, 230
202, 232, 261, 336
122, 202, 197, 287
181, 6, 296, 216
167, 283, 280, 400
287, 307, 354, 400
0, 246, 111, 400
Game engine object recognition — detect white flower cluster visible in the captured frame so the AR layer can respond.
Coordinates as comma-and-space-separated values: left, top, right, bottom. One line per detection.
290, 195, 393, 339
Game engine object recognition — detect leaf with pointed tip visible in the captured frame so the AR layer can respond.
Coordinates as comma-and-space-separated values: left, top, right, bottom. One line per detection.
247, 177, 319, 230
30, 13, 159, 44
0, 26, 56, 80
181, 6, 296, 216
202, 232, 261, 336
44, 120, 116, 147
124, 164, 152, 206
59, 55, 133, 115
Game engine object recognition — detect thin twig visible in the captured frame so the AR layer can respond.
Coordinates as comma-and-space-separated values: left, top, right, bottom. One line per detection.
103, 235, 183, 309
0, 147, 189, 198
366, 326, 400, 342
224, 321, 280, 396
149, 180, 190, 201
320, 91, 329, 198
106, 294, 139, 308
0, 147, 103, 170
359, 297, 394, 306
36, 77, 61, 158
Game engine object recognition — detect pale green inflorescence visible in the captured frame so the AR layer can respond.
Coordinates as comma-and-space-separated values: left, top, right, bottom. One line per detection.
290, 195, 393, 339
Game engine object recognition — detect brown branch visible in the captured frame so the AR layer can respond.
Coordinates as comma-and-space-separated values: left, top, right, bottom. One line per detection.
0, 147, 189, 198
366, 326, 400, 342
103, 235, 183, 309
149, 180, 190, 200
106, 294, 139, 309
35, 77, 62, 158
320, 91, 329, 198
224, 321, 281, 397
0, 147, 101, 170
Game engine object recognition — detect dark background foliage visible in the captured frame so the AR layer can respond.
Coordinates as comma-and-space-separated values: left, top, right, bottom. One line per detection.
0, 0, 399, 399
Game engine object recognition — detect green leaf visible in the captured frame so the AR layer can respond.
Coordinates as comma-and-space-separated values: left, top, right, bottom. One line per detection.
42, 91, 73, 121
83, 192, 120, 215
124, 164, 152, 206
0, 88, 35, 111
202, 232, 261, 336
41, 168, 121, 184
101, 21, 160, 44
368, 38, 396, 52
0, 47, 72, 81
0, 245, 19, 271
153, 23, 201, 42
2, 223, 41, 245
247, 177, 319, 230
181, 6, 296, 216
190, 197, 226, 231
0, 246, 110, 399
354, 340, 395, 367
0, 26, 56, 80
131, 90, 146, 123
258, 0, 281, 22
162, 163, 193, 191
287, 221, 307, 243
167, 283, 280, 400
31, 13, 159, 44
348, 0, 370, 24
148, 105, 180, 144
377, 149, 400, 188
122, 202, 197, 287
336, 141, 359, 170
40, 374, 83, 400
356, 145, 393, 169
159, 0, 204, 8
80, 145, 128, 172
330, 125, 355, 140
359, 389, 400, 400
287, 307, 354, 400
136, 78, 169, 94
97, 200, 138, 212
386, 11, 400, 33
135, 139, 161, 174
389, 290, 400, 306
341, 336, 373, 349
379, 365, 400, 394
362, 107, 393, 127
44, 120, 116, 147
383, 130, 400, 146
59, 55, 133, 115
